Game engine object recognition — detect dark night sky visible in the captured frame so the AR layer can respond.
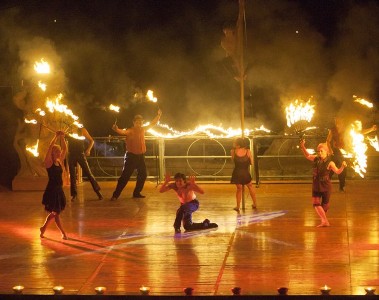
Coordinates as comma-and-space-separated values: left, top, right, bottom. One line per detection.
1, 0, 379, 134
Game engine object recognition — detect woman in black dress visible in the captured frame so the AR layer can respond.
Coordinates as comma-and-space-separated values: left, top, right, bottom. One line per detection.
40, 131, 68, 240
231, 137, 257, 212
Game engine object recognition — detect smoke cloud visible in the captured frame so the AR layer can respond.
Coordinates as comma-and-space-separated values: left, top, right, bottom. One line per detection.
0, 0, 378, 135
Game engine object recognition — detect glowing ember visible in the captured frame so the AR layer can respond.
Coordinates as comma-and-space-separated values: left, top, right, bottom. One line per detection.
285, 99, 315, 128
26, 139, 40, 157
353, 95, 373, 108
38, 81, 47, 91
34, 58, 50, 74
24, 118, 37, 124
367, 135, 379, 151
109, 104, 120, 112
35, 108, 46, 116
146, 90, 158, 102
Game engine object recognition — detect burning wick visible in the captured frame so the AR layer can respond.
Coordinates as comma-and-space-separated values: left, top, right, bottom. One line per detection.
231, 287, 241, 295
364, 287, 376, 295
94, 286, 106, 294
139, 286, 150, 295
13, 285, 24, 294
320, 285, 331, 295
277, 287, 288, 295
53, 285, 64, 294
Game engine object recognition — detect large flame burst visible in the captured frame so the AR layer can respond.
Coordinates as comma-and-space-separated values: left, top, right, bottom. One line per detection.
344, 121, 368, 178
285, 99, 315, 128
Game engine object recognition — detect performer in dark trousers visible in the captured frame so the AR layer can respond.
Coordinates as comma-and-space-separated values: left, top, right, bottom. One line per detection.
110, 109, 162, 200
160, 173, 218, 233
67, 127, 103, 201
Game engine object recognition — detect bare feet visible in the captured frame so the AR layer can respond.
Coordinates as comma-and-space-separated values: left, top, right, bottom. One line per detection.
317, 222, 330, 227
252, 204, 257, 209
233, 207, 240, 213
62, 234, 68, 240
39, 227, 45, 238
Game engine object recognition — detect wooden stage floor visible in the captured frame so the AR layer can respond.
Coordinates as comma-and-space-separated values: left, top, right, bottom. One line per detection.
0, 179, 378, 297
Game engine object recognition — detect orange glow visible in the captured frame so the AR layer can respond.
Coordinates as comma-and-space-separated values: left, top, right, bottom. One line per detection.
353, 95, 373, 108
26, 139, 40, 157
34, 58, 50, 74
146, 90, 158, 103
109, 104, 120, 112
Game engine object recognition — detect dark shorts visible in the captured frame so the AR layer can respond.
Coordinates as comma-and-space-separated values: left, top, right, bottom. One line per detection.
312, 190, 330, 205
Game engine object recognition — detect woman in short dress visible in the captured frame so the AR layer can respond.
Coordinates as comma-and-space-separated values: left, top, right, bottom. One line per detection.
40, 131, 68, 240
231, 137, 257, 212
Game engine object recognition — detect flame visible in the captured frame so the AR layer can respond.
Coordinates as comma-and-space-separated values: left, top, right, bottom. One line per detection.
146, 90, 158, 103
68, 133, 85, 140
26, 139, 39, 157
353, 95, 373, 108
147, 123, 269, 139
367, 135, 379, 151
38, 81, 47, 91
349, 121, 368, 178
45, 94, 79, 121
109, 104, 120, 112
285, 99, 315, 127
24, 118, 37, 124
34, 58, 50, 74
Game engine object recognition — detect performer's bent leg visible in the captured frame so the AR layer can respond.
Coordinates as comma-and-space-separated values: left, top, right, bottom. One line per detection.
112, 154, 136, 198
182, 200, 204, 231
78, 155, 101, 192
173, 205, 185, 230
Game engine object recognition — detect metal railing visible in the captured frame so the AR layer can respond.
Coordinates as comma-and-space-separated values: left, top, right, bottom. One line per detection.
85, 135, 379, 184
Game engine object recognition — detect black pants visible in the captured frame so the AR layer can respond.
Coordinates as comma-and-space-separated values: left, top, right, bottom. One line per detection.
69, 153, 100, 197
112, 152, 147, 198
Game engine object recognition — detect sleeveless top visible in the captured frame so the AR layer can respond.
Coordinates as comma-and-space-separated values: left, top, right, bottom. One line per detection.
312, 156, 332, 192
231, 152, 252, 185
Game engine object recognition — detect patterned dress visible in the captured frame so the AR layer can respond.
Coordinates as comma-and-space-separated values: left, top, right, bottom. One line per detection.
42, 163, 66, 213
231, 152, 252, 185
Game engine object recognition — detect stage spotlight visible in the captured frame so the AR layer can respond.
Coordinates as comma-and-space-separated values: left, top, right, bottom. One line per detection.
183, 287, 194, 296
12, 285, 24, 294
53, 285, 64, 294
320, 285, 331, 295
95, 286, 106, 294
277, 287, 288, 295
231, 286, 241, 295
139, 286, 150, 295
364, 287, 376, 295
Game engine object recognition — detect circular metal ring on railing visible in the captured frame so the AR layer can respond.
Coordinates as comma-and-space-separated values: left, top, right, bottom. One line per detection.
186, 139, 227, 176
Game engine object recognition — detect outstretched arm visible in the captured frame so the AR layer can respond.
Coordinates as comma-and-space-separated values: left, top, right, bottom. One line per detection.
328, 160, 347, 174
59, 131, 67, 161
159, 173, 172, 193
188, 176, 204, 194
300, 139, 316, 162
82, 127, 95, 156
112, 124, 128, 135
44, 132, 59, 168
361, 124, 377, 135
145, 109, 162, 130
